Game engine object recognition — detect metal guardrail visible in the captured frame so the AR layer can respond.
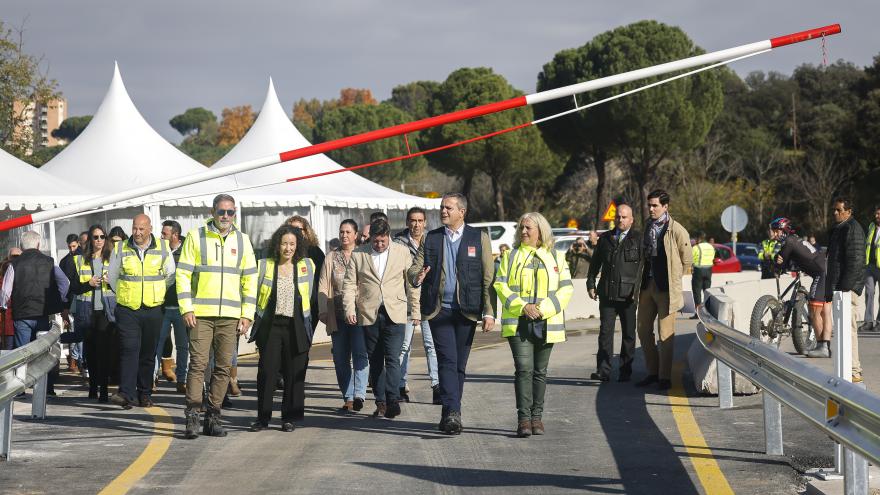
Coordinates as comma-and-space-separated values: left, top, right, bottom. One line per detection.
697, 293, 876, 494
0, 322, 62, 461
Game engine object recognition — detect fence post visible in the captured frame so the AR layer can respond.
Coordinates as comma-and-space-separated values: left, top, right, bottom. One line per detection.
762, 393, 784, 455
831, 291, 853, 475
710, 295, 735, 409
843, 448, 869, 495
30, 370, 48, 420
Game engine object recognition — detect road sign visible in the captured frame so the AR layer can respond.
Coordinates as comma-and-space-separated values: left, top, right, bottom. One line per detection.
601, 201, 617, 222
721, 205, 748, 233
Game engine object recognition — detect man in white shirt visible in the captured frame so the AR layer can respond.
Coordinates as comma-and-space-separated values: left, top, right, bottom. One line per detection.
343, 218, 420, 419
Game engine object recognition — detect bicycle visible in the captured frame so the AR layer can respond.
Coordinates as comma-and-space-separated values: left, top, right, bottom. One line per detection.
749, 271, 817, 354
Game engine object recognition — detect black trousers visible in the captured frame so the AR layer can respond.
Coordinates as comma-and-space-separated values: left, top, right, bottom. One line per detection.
115, 305, 163, 401
84, 309, 112, 395
691, 267, 713, 306
257, 316, 309, 422
596, 297, 637, 378
429, 308, 476, 414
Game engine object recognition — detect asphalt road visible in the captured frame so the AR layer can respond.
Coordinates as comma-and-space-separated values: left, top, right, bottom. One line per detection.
1, 318, 877, 494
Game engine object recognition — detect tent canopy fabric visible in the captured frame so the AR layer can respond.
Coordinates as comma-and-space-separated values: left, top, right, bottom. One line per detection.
215, 78, 438, 211
0, 147, 88, 210
40, 63, 236, 206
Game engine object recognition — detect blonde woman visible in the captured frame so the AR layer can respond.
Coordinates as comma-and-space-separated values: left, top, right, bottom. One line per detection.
493, 212, 573, 438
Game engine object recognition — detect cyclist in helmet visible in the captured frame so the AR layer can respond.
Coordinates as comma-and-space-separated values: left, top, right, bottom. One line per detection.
769, 217, 831, 357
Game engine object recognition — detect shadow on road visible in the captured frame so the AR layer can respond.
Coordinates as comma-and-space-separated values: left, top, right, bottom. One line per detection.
355, 462, 625, 492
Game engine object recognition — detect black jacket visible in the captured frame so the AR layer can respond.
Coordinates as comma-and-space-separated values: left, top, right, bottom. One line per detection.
10, 249, 64, 319
825, 216, 866, 297
586, 228, 644, 302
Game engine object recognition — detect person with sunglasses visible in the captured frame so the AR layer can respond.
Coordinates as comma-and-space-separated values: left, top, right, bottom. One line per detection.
177, 194, 258, 439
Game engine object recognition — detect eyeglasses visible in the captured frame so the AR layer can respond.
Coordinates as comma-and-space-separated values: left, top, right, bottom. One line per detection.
216, 209, 236, 217
93, 234, 106, 240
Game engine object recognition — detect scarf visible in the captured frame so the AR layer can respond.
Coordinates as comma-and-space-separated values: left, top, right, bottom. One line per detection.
644, 212, 669, 257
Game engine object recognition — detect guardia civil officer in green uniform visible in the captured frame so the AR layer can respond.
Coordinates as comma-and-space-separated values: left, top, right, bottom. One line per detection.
248, 225, 315, 432
107, 214, 175, 409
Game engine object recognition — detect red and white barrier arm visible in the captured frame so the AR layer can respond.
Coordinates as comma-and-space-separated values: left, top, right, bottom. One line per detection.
0, 24, 840, 232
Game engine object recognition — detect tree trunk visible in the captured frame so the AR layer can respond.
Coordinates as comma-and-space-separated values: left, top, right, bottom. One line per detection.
461, 173, 474, 213
593, 146, 607, 228
492, 175, 506, 221
637, 174, 649, 224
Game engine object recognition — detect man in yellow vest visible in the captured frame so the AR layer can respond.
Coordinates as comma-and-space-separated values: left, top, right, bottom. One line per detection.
758, 237, 779, 279
862, 205, 880, 333
177, 194, 258, 439
691, 232, 715, 318
107, 214, 176, 409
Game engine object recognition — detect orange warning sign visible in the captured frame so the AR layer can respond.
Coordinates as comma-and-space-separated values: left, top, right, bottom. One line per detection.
601, 201, 617, 222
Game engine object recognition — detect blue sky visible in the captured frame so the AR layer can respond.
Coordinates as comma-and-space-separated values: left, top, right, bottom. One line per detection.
3, 1, 876, 142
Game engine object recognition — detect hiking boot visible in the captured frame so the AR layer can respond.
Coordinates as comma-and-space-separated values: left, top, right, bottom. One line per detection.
184, 409, 200, 439
228, 366, 241, 397
161, 358, 177, 382
203, 409, 227, 437
385, 400, 401, 419
444, 411, 462, 435
372, 402, 387, 418
531, 418, 545, 435
517, 420, 532, 438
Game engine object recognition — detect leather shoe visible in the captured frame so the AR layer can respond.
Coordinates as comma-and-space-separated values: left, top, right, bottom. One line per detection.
531, 418, 545, 435
139, 394, 155, 408
353, 397, 364, 411
340, 400, 354, 412
444, 411, 462, 435
657, 379, 672, 391
635, 375, 658, 387
281, 422, 295, 432
110, 393, 133, 410
250, 420, 268, 432
399, 387, 410, 403
372, 402, 387, 418
590, 372, 610, 382
517, 420, 532, 438
176, 383, 187, 394
385, 401, 401, 419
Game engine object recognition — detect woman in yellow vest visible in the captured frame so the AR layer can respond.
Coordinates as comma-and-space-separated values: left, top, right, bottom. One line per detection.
494, 212, 573, 438
66, 224, 115, 403
249, 224, 315, 432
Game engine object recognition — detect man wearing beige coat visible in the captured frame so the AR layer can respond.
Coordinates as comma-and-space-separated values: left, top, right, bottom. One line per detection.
636, 189, 692, 391
343, 218, 420, 419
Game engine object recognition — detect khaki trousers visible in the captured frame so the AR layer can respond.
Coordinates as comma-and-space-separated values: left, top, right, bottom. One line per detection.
185, 317, 239, 411
852, 291, 864, 378
637, 280, 677, 380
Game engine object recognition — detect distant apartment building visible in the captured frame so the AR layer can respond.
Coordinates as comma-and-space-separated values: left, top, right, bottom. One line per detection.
11, 97, 68, 155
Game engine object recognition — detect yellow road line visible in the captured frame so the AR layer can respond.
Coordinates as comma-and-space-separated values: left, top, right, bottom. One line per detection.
98, 406, 174, 495
668, 361, 735, 495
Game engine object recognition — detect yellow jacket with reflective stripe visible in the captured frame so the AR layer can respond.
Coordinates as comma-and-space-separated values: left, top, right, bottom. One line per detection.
867, 223, 880, 268
176, 219, 258, 319
692, 242, 715, 267
73, 254, 111, 302
115, 238, 170, 310
493, 244, 573, 344
255, 258, 315, 319
758, 239, 778, 261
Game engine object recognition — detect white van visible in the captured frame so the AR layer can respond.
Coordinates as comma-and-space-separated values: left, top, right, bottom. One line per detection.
471, 222, 517, 255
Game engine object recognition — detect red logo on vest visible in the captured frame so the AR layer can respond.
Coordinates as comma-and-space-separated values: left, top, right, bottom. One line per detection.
301, 266, 307, 274
467, 246, 476, 257
231, 248, 237, 255
554, 266, 559, 273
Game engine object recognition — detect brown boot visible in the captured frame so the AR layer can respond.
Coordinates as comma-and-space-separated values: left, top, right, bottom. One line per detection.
68, 358, 79, 374
176, 383, 187, 394
228, 366, 241, 397
161, 358, 176, 382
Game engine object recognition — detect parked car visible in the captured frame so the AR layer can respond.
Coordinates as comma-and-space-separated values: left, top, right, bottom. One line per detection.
553, 231, 606, 254
471, 222, 517, 255
725, 242, 760, 271
712, 244, 742, 273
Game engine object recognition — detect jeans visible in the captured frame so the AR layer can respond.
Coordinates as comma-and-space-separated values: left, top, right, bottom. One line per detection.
115, 306, 163, 401
154, 306, 189, 383
399, 319, 439, 388
865, 265, 880, 323
363, 307, 406, 404
508, 333, 554, 421
330, 317, 368, 401
430, 308, 476, 414
13, 317, 51, 348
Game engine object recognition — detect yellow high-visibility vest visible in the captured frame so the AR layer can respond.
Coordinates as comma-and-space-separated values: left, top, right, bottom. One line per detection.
115, 237, 170, 310
255, 258, 315, 319
176, 220, 258, 319
867, 223, 880, 268
493, 245, 573, 344
73, 254, 111, 303
692, 242, 715, 268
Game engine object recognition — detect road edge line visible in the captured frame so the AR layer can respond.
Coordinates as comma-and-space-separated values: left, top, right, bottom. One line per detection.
98, 406, 174, 495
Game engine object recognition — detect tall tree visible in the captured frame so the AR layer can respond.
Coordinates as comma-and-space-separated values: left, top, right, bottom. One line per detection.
422, 67, 562, 219
388, 81, 440, 120
292, 88, 378, 142
312, 102, 426, 187
545, 21, 724, 218
217, 105, 256, 146
169, 107, 217, 136
51, 115, 92, 142
0, 21, 60, 156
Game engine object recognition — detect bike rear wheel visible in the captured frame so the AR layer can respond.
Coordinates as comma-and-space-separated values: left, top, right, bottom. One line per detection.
790, 292, 817, 355
750, 294, 784, 348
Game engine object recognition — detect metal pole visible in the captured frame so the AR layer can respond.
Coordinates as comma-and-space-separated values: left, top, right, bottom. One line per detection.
763, 393, 784, 455
832, 291, 853, 474
30, 370, 48, 420
0, 399, 11, 461
843, 448, 869, 495
717, 361, 734, 409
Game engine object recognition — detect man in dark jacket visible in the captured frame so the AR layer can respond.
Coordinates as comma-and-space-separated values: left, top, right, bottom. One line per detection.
823, 197, 866, 381
59, 233, 81, 372
587, 204, 643, 382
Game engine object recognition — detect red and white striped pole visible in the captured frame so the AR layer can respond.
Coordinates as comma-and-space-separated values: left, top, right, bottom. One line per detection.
0, 24, 840, 232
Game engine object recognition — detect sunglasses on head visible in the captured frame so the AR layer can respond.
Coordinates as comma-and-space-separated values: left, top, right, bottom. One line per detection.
93, 234, 106, 240
216, 209, 236, 217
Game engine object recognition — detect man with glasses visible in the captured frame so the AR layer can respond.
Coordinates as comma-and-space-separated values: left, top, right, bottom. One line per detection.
177, 194, 258, 439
